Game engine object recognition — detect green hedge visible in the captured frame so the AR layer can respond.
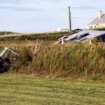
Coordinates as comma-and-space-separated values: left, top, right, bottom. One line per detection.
0, 32, 70, 41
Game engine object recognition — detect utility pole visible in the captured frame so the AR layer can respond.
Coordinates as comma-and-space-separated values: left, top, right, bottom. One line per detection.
68, 6, 72, 32
5, 31, 6, 35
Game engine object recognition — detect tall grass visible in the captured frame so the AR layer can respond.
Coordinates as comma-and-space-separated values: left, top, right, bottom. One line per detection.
6, 41, 105, 79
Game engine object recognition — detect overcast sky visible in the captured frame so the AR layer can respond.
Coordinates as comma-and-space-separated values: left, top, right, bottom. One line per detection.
0, 0, 105, 32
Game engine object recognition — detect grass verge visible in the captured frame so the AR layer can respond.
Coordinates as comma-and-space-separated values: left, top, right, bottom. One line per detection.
1, 41, 105, 79
0, 74, 105, 105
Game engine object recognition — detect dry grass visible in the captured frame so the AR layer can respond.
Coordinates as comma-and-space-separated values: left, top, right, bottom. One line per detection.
0, 40, 105, 79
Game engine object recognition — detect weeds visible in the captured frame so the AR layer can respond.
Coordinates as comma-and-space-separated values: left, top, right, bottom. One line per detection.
4, 41, 104, 79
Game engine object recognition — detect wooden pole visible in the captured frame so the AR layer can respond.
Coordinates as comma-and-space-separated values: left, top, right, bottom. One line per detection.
68, 6, 72, 32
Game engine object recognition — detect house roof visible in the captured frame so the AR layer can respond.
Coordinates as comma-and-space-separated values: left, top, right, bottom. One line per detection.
89, 14, 105, 25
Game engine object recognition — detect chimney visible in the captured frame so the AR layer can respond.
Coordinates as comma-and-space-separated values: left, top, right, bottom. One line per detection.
98, 10, 103, 18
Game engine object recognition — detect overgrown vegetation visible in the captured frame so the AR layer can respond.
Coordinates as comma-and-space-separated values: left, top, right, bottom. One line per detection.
1, 41, 105, 79
0, 32, 105, 105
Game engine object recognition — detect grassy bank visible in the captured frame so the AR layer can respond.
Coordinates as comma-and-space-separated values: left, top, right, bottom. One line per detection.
0, 41, 105, 79
0, 74, 105, 105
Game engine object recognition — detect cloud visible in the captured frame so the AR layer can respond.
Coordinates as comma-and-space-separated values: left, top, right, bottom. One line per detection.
0, 0, 21, 4
0, 0, 100, 12
0, 5, 45, 11
0, 0, 66, 12
0, 0, 105, 32
0, 1, 43, 11
71, 5, 97, 10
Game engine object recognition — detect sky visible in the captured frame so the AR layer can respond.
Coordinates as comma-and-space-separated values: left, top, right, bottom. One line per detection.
0, 0, 105, 33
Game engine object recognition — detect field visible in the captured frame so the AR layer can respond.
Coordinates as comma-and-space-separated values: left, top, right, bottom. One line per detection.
0, 74, 105, 105
0, 33, 105, 105
0, 31, 69, 41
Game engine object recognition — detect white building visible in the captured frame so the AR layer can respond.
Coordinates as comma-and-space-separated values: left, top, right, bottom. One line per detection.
88, 10, 105, 29
56, 28, 69, 32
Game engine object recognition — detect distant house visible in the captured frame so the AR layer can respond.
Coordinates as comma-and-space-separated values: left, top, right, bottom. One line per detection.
56, 28, 69, 32
88, 10, 105, 29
